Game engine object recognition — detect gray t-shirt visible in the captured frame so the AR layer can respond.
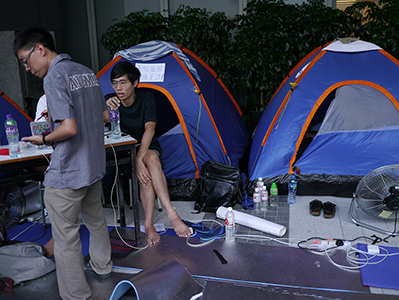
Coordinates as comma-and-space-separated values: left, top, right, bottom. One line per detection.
43, 54, 108, 189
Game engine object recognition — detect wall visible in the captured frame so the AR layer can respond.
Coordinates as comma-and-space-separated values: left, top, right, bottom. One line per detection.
0, 31, 24, 110
95, 0, 125, 71
168, 0, 242, 16
59, 1, 91, 69
0, 0, 63, 112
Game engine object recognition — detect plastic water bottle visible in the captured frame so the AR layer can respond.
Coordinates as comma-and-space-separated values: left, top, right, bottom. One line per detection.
270, 182, 278, 207
4, 114, 20, 158
287, 174, 297, 204
110, 108, 121, 139
256, 177, 263, 189
225, 207, 235, 242
253, 187, 261, 211
261, 186, 268, 211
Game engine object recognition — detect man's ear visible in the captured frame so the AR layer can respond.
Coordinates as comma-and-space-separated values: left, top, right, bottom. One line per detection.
133, 79, 139, 88
36, 43, 47, 57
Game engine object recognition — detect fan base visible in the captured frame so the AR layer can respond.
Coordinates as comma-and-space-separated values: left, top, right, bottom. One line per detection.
349, 196, 398, 236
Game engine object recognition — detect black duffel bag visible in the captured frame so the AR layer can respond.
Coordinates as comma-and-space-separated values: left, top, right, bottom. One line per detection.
194, 160, 243, 213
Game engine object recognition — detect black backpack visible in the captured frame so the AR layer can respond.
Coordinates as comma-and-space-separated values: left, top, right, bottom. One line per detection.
194, 160, 243, 213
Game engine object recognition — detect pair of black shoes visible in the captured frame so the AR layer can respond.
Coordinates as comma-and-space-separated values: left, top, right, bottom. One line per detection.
309, 199, 336, 218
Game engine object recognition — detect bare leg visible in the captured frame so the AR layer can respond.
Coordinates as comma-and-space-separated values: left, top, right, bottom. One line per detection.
44, 237, 54, 258
143, 152, 191, 238
140, 182, 161, 245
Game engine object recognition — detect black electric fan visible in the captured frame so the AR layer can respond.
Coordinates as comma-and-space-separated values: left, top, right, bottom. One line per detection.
349, 164, 399, 236
0, 185, 25, 245
0, 182, 43, 245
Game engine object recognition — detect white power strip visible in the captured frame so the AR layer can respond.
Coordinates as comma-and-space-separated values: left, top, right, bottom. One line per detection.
315, 239, 351, 251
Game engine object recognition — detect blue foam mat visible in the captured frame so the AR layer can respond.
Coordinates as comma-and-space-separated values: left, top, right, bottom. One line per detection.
109, 260, 203, 300
6, 222, 97, 257
6, 223, 186, 258
358, 243, 399, 290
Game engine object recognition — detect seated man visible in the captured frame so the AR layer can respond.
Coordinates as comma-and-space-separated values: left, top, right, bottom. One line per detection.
105, 61, 191, 245
35, 94, 47, 121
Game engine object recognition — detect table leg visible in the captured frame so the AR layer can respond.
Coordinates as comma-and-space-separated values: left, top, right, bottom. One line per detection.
38, 181, 47, 229
117, 177, 126, 228
131, 147, 141, 244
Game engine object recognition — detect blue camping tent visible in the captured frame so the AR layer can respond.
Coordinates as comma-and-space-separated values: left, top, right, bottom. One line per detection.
248, 39, 399, 196
97, 41, 249, 197
1, 90, 32, 145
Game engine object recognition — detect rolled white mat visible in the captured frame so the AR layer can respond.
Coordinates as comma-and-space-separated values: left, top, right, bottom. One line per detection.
216, 206, 287, 237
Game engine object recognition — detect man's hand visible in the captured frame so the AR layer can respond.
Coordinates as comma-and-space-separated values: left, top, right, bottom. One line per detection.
41, 109, 49, 121
106, 96, 120, 110
22, 135, 44, 146
136, 159, 152, 186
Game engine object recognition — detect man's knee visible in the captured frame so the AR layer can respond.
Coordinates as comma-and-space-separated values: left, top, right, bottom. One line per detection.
144, 151, 161, 166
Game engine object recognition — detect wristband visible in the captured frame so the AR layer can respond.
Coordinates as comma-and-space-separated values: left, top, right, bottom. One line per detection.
42, 134, 53, 147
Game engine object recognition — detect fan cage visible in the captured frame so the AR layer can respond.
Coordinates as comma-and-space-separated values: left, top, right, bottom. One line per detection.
355, 164, 399, 219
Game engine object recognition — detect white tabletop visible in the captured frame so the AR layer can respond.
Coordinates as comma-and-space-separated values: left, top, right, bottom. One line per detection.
105, 135, 136, 146
0, 135, 136, 164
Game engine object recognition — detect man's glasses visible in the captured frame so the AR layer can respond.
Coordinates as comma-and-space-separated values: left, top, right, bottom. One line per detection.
111, 80, 130, 89
21, 45, 36, 68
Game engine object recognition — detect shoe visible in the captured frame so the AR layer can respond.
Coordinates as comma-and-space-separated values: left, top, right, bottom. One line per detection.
309, 199, 323, 216
183, 220, 210, 234
84, 261, 112, 279
323, 201, 336, 218
200, 225, 225, 242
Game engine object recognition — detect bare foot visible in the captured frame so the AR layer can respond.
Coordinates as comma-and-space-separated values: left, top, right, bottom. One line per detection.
170, 216, 191, 237
44, 237, 54, 258
145, 224, 161, 246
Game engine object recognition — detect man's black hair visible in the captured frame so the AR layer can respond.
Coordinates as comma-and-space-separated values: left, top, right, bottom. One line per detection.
110, 61, 141, 85
13, 27, 56, 57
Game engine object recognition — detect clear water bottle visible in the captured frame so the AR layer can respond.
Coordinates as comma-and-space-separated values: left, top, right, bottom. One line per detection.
270, 182, 278, 207
256, 177, 263, 189
4, 114, 20, 158
225, 207, 235, 242
261, 186, 268, 211
287, 174, 297, 204
253, 187, 261, 212
110, 108, 121, 139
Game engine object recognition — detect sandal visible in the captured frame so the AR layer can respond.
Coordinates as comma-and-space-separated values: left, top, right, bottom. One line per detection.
200, 225, 225, 242
323, 201, 336, 218
309, 199, 323, 216
183, 220, 210, 234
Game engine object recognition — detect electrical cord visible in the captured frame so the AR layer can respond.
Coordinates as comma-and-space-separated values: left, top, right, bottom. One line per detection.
297, 236, 375, 253
324, 242, 399, 271
41, 152, 50, 164
235, 234, 297, 247
29, 227, 48, 242
10, 221, 38, 241
297, 235, 399, 271
184, 219, 302, 248
108, 143, 149, 251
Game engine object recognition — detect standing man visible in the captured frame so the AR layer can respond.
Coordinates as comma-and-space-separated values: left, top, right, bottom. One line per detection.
14, 27, 112, 300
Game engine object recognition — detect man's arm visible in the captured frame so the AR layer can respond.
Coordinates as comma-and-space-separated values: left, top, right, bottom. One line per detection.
136, 121, 156, 160
22, 119, 77, 145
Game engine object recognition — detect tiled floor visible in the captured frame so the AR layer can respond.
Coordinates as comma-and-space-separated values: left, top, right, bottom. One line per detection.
109, 195, 399, 247
5, 191, 399, 299
105, 194, 399, 296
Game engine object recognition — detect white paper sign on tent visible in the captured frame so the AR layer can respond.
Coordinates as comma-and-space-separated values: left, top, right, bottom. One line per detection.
135, 63, 166, 82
